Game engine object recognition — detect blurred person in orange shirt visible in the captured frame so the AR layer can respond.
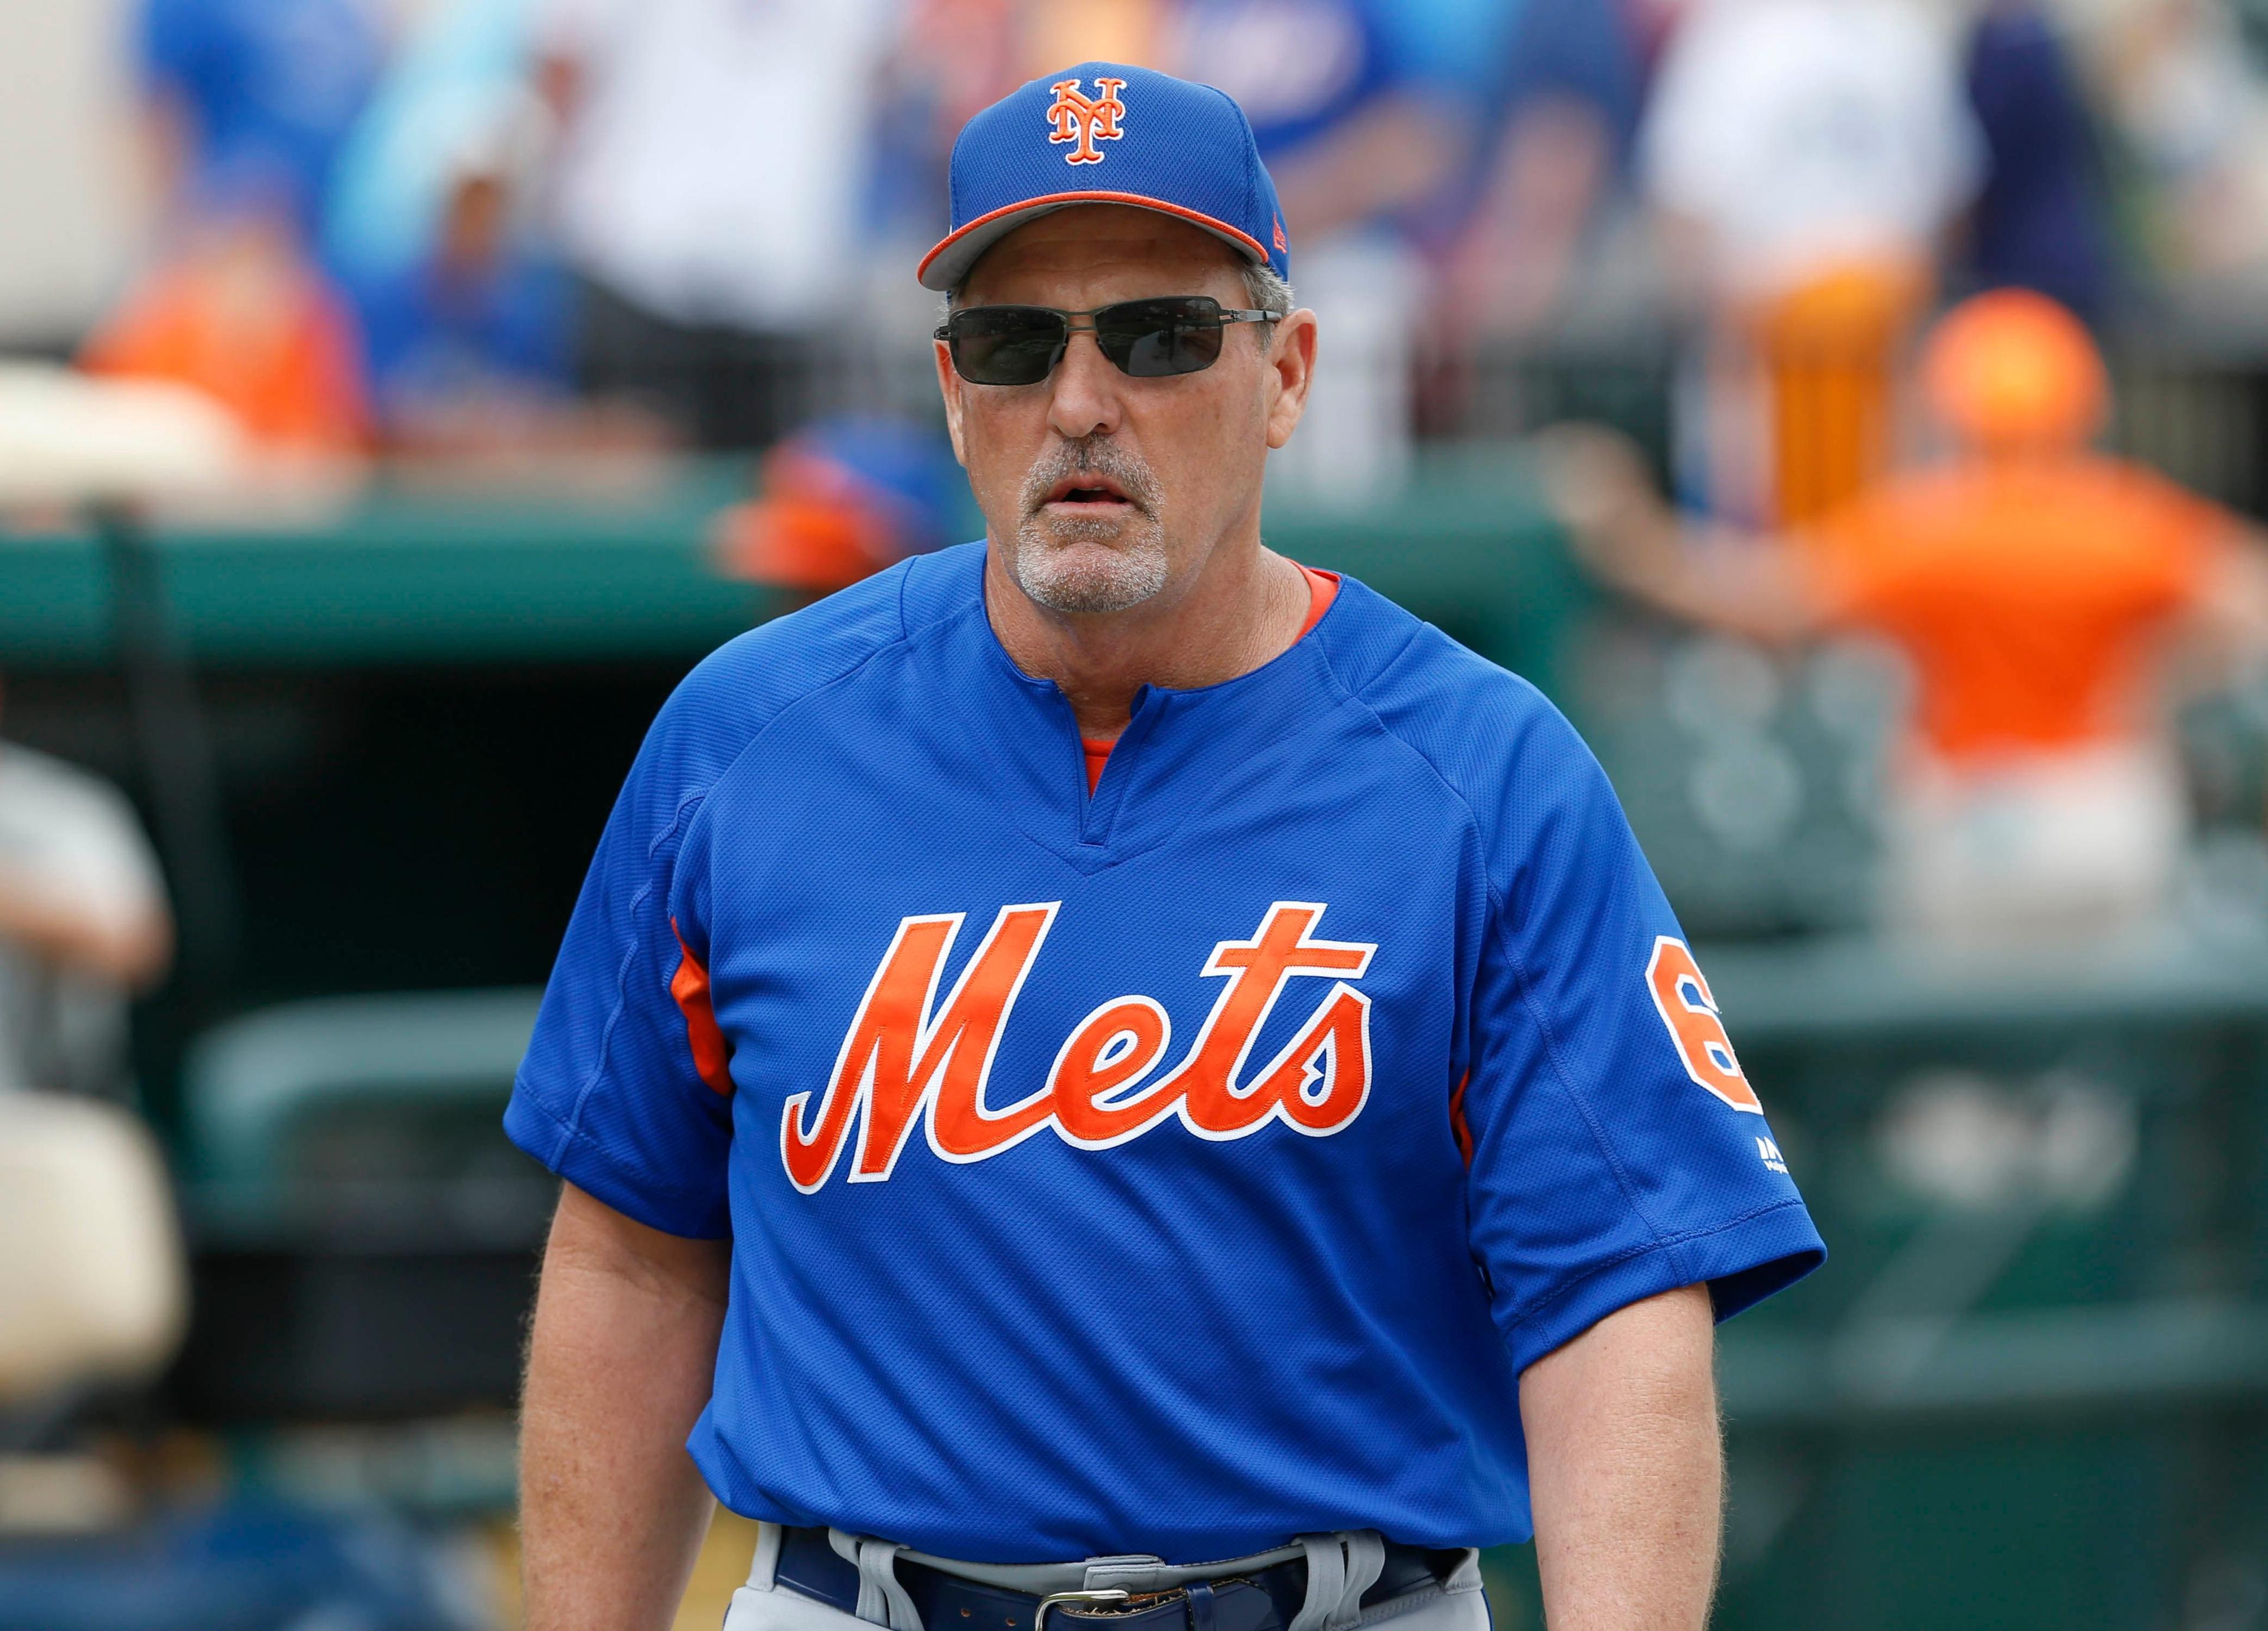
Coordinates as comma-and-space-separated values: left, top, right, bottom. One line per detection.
1549, 289, 2268, 942
80, 159, 372, 455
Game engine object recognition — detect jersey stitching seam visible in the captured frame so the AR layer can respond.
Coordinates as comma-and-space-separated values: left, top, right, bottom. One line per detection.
1500, 1196, 1813, 1340
1317, 638, 1680, 1265
555, 589, 938, 1150
507, 1077, 728, 1229
506, 1075, 581, 1169
556, 824, 689, 1149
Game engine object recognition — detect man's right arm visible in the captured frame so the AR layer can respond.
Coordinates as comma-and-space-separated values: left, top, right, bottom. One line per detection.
521, 1181, 732, 1631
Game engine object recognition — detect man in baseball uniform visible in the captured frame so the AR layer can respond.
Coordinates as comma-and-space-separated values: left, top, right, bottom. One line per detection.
509, 62, 1824, 1631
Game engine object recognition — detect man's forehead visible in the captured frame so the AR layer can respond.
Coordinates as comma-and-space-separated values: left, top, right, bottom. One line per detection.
964, 206, 1244, 296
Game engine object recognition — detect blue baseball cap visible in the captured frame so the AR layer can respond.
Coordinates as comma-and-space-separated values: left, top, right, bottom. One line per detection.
918, 62, 1291, 293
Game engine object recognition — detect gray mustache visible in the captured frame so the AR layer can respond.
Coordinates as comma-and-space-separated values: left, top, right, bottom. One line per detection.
1020, 439, 1160, 516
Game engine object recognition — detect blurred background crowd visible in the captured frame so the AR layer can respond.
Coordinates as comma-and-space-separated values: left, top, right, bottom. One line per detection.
19, 0, 2268, 474
5, 0, 2268, 1627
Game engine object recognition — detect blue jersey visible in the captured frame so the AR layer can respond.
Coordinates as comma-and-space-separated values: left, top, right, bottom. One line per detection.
506, 543, 1823, 1563
139, 0, 382, 229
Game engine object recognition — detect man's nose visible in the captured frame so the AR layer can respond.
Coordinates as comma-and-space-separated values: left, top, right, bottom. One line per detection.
1045, 330, 1125, 442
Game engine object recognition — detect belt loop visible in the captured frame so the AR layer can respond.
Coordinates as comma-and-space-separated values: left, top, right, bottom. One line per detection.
1329, 1533, 1385, 1630
1185, 1579, 1218, 1631
827, 1528, 926, 1631
1289, 1531, 1386, 1631
1289, 1536, 1345, 1631
747, 1522, 783, 1591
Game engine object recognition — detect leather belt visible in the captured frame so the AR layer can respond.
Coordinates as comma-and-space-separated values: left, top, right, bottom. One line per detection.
774, 1526, 1455, 1631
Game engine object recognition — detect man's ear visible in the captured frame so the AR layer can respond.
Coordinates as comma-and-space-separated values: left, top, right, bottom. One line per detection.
935, 339, 970, 467
1264, 308, 1318, 451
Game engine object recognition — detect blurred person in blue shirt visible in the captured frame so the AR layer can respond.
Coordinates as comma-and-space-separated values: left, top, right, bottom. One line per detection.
1158, 0, 1487, 497
343, 139, 581, 452
1433, 0, 1648, 344
1164, 0, 1477, 243
322, 0, 540, 286
1958, 0, 2117, 326
318, 0, 665, 454
136, 0, 384, 238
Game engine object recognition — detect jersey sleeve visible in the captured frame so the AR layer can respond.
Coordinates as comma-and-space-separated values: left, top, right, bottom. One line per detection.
506, 706, 735, 1239
1462, 707, 1824, 1373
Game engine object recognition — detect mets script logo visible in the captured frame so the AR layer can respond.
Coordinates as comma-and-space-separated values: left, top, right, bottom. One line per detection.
1047, 76, 1128, 165
781, 902, 1375, 1191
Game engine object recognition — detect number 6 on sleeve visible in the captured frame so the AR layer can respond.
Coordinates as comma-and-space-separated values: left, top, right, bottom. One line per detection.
1645, 936, 1764, 1113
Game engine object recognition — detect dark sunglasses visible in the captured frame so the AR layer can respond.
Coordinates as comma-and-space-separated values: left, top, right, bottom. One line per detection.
936, 296, 1282, 386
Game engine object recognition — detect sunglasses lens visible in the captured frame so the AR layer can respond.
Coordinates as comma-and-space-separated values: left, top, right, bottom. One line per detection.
1096, 298, 1226, 377
949, 308, 1065, 384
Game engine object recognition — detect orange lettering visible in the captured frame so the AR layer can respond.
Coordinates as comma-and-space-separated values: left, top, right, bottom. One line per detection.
1049, 997, 1176, 1147
782, 905, 1056, 1190
1177, 904, 1373, 1135
1245, 986, 1371, 1133
1645, 937, 1762, 1113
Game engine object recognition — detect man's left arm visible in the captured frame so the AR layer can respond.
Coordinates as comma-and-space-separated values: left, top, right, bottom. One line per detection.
1520, 1285, 1722, 1630
1447, 701, 1823, 1623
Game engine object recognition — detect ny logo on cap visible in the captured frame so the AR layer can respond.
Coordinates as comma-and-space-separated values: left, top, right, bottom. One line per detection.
1046, 76, 1128, 165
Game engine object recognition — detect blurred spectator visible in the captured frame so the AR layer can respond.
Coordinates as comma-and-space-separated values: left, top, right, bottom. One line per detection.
871, 0, 1019, 236
1549, 290, 2268, 942
346, 152, 581, 453
1639, 0, 1982, 525
321, 0, 542, 289
0, 680, 172, 1099
536, 0, 901, 451
1160, 0, 1482, 496
1641, 0, 1980, 309
2052, 0, 2268, 294
1959, 0, 2117, 325
80, 159, 372, 455
134, 0, 383, 239
715, 416, 964, 596
1165, 0, 1472, 243
1438, 0, 1650, 344
318, 0, 673, 456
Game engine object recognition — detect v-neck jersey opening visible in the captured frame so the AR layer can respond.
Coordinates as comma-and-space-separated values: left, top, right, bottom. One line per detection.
1078, 564, 1340, 795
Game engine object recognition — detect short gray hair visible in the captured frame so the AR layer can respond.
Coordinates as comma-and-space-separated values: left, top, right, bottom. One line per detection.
1240, 262, 1294, 317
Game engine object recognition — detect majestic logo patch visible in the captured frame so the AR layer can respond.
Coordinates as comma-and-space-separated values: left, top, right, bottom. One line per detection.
781, 902, 1375, 1190
1046, 76, 1128, 165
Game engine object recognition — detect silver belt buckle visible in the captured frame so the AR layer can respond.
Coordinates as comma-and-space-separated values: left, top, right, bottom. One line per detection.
1034, 1589, 1132, 1631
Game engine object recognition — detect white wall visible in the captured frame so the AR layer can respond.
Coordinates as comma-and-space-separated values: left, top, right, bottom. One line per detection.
0, 0, 140, 345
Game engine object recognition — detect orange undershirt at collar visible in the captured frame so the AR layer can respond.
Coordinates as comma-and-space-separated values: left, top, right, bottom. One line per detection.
1081, 566, 1338, 794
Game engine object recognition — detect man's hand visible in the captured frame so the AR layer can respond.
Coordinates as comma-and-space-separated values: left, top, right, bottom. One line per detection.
1520, 1284, 1723, 1630
0, 862, 172, 990
521, 1182, 732, 1631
